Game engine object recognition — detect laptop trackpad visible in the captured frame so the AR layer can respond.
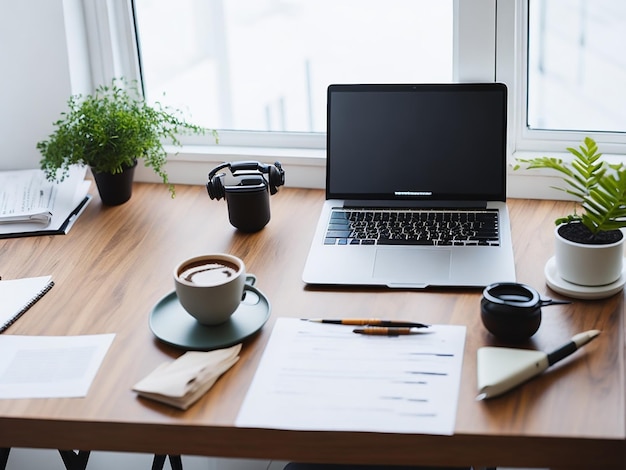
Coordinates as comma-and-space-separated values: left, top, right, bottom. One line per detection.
373, 249, 451, 285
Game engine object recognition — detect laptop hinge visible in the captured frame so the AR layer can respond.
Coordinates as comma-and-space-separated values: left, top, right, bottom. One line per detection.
343, 200, 488, 209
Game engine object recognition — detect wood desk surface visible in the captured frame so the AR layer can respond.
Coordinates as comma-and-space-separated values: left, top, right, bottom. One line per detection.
0, 183, 623, 469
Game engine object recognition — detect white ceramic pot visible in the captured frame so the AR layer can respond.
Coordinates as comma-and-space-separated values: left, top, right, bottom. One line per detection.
554, 225, 624, 286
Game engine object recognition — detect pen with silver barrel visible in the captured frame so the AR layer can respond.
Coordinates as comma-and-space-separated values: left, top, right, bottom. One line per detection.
352, 326, 429, 336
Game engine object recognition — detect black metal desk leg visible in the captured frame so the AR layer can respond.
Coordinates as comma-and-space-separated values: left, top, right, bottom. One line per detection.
58, 450, 91, 470
152, 454, 183, 470
169, 455, 183, 470
0, 448, 10, 470
152, 455, 166, 470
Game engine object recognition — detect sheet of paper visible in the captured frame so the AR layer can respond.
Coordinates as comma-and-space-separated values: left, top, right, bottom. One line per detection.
0, 334, 115, 399
0, 166, 90, 235
236, 318, 466, 435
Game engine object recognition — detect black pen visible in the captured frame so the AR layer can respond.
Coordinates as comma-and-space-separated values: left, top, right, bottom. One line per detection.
302, 318, 430, 328
352, 327, 428, 336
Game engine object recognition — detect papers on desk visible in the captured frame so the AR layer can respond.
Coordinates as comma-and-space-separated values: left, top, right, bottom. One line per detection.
0, 166, 91, 238
0, 334, 115, 399
236, 318, 466, 435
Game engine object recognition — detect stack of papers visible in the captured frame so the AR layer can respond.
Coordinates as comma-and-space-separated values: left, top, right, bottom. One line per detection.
133, 344, 241, 410
0, 166, 91, 238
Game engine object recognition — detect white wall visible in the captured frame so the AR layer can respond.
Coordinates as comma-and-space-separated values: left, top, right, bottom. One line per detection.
0, 0, 89, 170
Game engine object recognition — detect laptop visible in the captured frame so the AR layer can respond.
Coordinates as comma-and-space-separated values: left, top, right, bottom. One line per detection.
302, 83, 516, 288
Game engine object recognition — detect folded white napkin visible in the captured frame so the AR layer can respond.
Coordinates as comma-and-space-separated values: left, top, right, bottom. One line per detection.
133, 344, 241, 410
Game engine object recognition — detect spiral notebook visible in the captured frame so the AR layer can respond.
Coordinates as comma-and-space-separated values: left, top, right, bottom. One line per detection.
0, 275, 54, 332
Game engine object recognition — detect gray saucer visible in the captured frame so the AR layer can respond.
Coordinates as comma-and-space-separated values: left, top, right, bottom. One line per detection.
149, 284, 270, 351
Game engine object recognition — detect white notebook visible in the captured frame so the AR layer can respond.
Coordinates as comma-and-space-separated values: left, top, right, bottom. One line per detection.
0, 275, 54, 332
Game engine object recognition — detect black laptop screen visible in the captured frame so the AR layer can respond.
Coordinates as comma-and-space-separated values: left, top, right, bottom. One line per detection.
326, 83, 507, 203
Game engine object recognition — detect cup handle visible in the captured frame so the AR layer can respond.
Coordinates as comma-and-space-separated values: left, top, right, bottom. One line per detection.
245, 274, 257, 286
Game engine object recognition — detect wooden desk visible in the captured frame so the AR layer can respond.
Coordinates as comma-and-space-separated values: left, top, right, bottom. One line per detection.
0, 184, 623, 469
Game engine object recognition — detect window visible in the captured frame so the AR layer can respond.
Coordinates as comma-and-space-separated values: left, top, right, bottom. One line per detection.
527, 0, 626, 134
82, 0, 496, 188
133, 0, 454, 137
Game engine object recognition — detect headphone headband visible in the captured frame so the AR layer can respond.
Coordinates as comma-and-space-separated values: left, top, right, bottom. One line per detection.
207, 162, 230, 180
207, 160, 285, 201
208, 161, 277, 180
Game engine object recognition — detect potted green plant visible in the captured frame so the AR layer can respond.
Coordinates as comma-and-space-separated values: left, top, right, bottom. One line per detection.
516, 137, 626, 288
37, 78, 216, 205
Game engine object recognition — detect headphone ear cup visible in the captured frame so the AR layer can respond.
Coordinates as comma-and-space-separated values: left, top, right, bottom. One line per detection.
207, 173, 226, 200
268, 162, 285, 195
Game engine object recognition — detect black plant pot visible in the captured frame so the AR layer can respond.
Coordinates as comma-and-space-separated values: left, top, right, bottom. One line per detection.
91, 160, 137, 206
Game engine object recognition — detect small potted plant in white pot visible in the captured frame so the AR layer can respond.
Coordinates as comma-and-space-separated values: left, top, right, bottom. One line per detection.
37, 78, 217, 205
516, 137, 626, 290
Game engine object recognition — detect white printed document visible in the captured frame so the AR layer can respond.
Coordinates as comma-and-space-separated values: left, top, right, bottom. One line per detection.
236, 318, 466, 435
0, 334, 115, 399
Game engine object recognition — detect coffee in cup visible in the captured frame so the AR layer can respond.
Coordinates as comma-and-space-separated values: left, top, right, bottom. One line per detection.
174, 253, 246, 325
179, 259, 239, 286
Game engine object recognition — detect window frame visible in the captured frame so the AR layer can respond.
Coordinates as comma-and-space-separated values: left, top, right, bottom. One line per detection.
498, 0, 626, 155
495, 0, 626, 200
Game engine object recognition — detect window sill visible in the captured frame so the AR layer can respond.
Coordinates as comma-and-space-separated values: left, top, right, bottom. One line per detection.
134, 145, 622, 201
134, 144, 327, 189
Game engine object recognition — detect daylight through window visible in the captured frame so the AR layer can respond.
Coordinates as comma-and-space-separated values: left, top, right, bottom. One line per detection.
133, 0, 453, 134
527, 0, 626, 134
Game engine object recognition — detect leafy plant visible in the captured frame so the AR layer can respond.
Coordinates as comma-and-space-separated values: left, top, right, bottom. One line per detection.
37, 78, 217, 197
516, 137, 626, 239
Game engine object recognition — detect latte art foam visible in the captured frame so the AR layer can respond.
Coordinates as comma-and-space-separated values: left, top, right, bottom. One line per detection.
180, 261, 239, 286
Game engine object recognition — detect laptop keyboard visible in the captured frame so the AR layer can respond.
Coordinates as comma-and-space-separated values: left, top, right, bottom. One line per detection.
324, 209, 500, 246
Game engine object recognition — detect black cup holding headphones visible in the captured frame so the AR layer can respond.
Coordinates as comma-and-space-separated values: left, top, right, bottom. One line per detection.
207, 161, 285, 232
481, 282, 570, 342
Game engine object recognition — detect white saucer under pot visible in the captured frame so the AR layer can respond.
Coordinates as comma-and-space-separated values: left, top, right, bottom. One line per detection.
545, 256, 626, 299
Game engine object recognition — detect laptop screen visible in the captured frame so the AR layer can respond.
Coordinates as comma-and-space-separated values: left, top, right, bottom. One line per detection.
326, 83, 507, 203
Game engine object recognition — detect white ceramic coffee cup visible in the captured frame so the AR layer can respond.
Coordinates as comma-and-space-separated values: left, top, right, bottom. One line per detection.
174, 253, 247, 325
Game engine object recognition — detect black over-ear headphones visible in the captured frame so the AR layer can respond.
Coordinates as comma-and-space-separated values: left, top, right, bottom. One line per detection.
207, 161, 285, 200
480, 282, 569, 342
206, 161, 285, 232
